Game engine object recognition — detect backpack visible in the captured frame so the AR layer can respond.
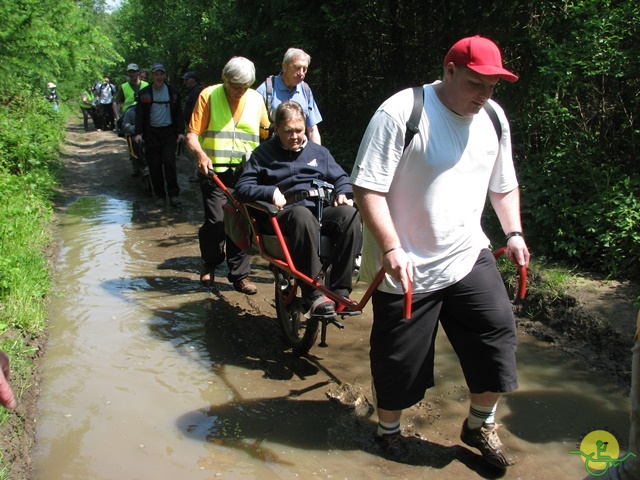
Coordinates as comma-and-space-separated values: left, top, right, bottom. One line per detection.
264, 75, 312, 137
94, 82, 116, 98
403, 86, 502, 152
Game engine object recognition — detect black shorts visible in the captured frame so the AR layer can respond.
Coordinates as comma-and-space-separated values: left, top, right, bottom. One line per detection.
370, 249, 519, 411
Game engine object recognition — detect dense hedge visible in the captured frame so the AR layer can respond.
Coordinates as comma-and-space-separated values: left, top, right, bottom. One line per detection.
111, 0, 640, 279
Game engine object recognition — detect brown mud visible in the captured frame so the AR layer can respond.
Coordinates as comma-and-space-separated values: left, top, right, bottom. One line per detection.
1, 120, 638, 479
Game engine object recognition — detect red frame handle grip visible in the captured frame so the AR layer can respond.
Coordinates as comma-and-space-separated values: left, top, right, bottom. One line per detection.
493, 247, 527, 299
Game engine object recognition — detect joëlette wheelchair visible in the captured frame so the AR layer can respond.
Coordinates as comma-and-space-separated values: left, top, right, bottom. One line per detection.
211, 171, 526, 355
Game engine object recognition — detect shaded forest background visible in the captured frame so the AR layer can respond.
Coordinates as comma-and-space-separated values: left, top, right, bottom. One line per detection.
2, 0, 640, 279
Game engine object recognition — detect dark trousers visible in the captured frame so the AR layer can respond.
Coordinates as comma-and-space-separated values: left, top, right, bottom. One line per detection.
198, 169, 250, 282
80, 107, 98, 131
144, 126, 179, 198
275, 204, 360, 299
99, 103, 115, 130
370, 249, 518, 411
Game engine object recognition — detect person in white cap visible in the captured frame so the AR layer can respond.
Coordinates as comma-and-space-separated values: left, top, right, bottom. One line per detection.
94, 75, 117, 131
45, 82, 58, 112
350, 35, 529, 469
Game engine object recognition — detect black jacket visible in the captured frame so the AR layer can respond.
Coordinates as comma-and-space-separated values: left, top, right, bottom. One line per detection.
235, 137, 352, 209
135, 83, 184, 135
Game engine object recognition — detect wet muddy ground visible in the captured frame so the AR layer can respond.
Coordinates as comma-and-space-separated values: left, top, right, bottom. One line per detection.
4, 121, 638, 479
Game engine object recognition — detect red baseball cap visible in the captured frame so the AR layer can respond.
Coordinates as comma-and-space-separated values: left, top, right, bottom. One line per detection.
444, 35, 518, 82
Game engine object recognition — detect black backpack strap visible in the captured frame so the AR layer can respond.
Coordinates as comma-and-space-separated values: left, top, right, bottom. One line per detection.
265, 75, 273, 110
403, 86, 424, 152
482, 101, 503, 141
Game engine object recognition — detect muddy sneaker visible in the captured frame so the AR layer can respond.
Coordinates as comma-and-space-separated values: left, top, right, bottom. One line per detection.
460, 420, 515, 469
233, 277, 257, 295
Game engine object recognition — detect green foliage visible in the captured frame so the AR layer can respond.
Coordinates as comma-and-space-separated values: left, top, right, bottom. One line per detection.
0, 0, 120, 467
0, 106, 58, 333
0, 0, 121, 105
113, 0, 640, 281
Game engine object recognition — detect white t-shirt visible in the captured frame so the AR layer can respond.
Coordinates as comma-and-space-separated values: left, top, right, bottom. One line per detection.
351, 83, 519, 294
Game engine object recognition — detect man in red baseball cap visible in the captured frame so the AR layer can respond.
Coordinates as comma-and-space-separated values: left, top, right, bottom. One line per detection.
444, 35, 519, 82
351, 35, 528, 469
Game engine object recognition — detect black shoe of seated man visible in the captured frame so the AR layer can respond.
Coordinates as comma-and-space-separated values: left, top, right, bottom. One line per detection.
460, 420, 516, 469
310, 295, 335, 315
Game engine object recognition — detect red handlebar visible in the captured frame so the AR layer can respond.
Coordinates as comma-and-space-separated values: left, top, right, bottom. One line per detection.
493, 247, 527, 299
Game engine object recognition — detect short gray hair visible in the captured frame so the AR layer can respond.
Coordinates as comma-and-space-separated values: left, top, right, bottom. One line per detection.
283, 48, 311, 66
274, 100, 306, 127
222, 57, 256, 85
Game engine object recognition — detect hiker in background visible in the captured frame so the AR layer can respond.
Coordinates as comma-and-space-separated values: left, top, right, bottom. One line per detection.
350, 35, 529, 469
181, 71, 205, 183
182, 72, 205, 125
115, 63, 149, 174
134, 63, 185, 207
256, 48, 322, 144
114, 63, 149, 139
122, 104, 148, 179
80, 85, 99, 132
94, 75, 117, 132
46, 82, 59, 113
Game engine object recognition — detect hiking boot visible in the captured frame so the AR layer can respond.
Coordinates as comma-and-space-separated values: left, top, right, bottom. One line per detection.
375, 432, 405, 456
372, 431, 432, 464
233, 277, 257, 295
460, 420, 515, 469
169, 196, 182, 207
310, 295, 335, 315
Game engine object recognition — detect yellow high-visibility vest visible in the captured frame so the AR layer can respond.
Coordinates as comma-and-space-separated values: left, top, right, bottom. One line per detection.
121, 80, 148, 112
201, 84, 262, 172
80, 91, 94, 109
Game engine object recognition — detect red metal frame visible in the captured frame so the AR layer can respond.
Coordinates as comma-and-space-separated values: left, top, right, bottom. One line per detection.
212, 172, 525, 322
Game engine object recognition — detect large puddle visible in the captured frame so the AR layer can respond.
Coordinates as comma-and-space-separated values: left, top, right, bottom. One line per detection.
32, 194, 632, 479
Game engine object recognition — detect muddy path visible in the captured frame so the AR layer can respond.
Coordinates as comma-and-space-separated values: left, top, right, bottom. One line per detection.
5, 120, 639, 479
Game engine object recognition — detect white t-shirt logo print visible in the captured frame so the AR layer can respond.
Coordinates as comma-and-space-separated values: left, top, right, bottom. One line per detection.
307, 159, 318, 167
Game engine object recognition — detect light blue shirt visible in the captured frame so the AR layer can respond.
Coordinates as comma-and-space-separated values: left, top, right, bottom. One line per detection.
256, 73, 323, 128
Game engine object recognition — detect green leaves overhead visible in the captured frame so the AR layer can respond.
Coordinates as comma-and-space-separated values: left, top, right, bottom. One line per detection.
0, 0, 121, 96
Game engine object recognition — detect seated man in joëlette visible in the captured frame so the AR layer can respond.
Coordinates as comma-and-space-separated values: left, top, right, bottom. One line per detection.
235, 101, 360, 315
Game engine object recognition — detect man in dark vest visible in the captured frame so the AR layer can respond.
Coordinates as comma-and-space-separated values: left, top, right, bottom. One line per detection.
134, 63, 185, 207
